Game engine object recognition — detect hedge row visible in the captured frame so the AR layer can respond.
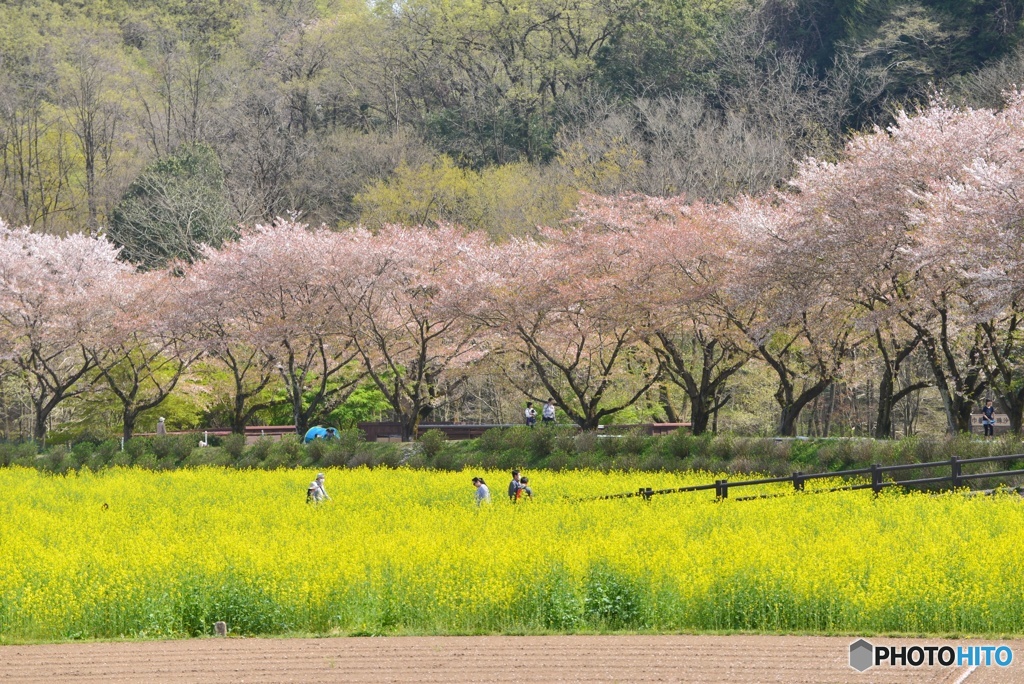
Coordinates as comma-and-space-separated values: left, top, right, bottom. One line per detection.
2, 428, 1022, 480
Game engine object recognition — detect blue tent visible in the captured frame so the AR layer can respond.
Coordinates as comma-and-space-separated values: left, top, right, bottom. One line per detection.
303, 426, 339, 443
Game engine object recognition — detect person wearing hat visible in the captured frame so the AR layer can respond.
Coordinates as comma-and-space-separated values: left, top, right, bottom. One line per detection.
307, 473, 330, 503
156, 417, 166, 437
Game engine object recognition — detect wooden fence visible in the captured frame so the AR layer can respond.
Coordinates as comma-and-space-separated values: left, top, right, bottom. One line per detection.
592, 453, 1024, 502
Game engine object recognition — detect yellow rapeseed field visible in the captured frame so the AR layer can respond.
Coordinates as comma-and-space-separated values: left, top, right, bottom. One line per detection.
0, 466, 1022, 641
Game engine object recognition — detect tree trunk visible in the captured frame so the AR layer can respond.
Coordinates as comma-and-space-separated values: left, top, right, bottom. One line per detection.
690, 401, 712, 436
122, 412, 137, 443
774, 380, 830, 437
231, 396, 248, 435
658, 384, 679, 423
1008, 399, 1024, 437
910, 315, 986, 435
874, 368, 895, 439
33, 407, 47, 444
292, 397, 309, 437
402, 404, 434, 441
401, 416, 418, 442
777, 405, 801, 437
232, 376, 249, 436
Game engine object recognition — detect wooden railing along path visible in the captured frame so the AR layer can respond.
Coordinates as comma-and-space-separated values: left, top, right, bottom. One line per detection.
589, 453, 1024, 503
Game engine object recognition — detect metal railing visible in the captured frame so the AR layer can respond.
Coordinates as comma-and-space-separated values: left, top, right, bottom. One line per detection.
590, 454, 1024, 503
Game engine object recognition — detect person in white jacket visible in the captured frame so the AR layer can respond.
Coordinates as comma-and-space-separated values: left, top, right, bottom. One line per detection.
307, 473, 330, 503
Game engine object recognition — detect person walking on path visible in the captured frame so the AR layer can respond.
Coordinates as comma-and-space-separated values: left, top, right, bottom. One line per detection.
156, 417, 167, 437
307, 472, 330, 503
982, 400, 996, 438
542, 399, 556, 424
524, 402, 537, 427
473, 477, 491, 506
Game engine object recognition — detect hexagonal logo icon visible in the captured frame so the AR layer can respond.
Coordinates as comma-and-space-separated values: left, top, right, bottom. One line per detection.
850, 639, 874, 672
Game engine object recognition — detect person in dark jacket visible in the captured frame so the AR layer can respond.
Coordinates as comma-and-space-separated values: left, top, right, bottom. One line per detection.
508, 470, 522, 501
982, 400, 996, 438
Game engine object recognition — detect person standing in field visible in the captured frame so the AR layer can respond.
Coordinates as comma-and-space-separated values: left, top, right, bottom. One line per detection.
542, 399, 556, 424
307, 472, 330, 503
982, 400, 996, 438
524, 402, 537, 427
156, 417, 166, 437
473, 477, 491, 506
508, 470, 522, 501
519, 476, 533, 499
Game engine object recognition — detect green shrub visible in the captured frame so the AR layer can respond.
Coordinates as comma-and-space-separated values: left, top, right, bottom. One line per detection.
526, 426, 557, 461
0, 441, 38, 467
221, 434, 246, 461
151, 435, 198, 465
241, 439, 273, 468
658, 431, 710, 461
583, 563, 646, 629
477, 428, 508, 454
135, 453, 159, 470
262, 436, 303, 469
534, 567, 582, 630
124, 438, 150, 462
418, 429, 447, 460
573, 431, 599, 455
37, 445, 73, 474
304, 438, 328, 466
84, 440, 120, 471
111, 449, 134, 467
183, 447, 233, 468
318, 429, 368, 467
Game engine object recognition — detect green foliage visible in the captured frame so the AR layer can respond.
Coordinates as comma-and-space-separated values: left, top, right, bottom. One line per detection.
417, 429, 447, 461
183, 446, 233, 467
221, 434, 247, 460
533, 566, 583, 630
306, 429, 368, 467
261, 435, 305, 470
327, 385, 391, 429
583, 563, 646, 629
5, 431, 1024, 487
0, 441, 39, 468
355, 157, 577, 237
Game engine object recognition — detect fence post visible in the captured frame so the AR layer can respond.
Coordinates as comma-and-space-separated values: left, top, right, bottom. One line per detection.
639, 487, 653, 501
715, 479, 729, 500
870, 464, 882, 495
950, 457, 961, 489
793, 471, 804, 492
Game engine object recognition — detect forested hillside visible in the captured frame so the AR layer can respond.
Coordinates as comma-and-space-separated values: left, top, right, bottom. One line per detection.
2, 0, 1022, 242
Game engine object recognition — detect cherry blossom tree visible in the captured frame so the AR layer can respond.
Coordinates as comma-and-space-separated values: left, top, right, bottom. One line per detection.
0, 223, 128, 442
88, 269, 200, 441
914, 92, 1024, 433
779, 97, 1024, 434
330, 225, 488, 441
472, 226, 659, 430
197, 220, 364, 436
724, 195, 863, 437
572, 193, 753, 434
874, 100, 1014, 433
185, 244, 284, 434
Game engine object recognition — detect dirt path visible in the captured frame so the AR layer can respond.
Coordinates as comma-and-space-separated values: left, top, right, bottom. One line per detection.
1, 635, 1021, 683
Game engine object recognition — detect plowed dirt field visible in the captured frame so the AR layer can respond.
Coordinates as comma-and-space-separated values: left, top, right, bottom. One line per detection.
2, 634, 1021, 683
